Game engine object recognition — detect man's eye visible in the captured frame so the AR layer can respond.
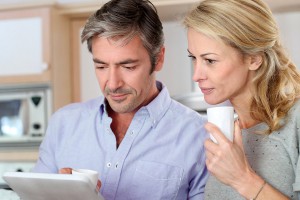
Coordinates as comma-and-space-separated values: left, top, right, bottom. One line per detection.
95, 65, 107, 69
123, 66, 136, 70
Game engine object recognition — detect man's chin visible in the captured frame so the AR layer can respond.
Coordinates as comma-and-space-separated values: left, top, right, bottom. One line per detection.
109, 104, 132, 114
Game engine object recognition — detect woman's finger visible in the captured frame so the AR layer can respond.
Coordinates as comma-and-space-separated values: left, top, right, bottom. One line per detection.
233, 120, 244, 150
205, 122, 231, 144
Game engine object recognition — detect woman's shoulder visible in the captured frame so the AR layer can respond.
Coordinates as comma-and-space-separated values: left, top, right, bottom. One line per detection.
289, 99, 300, 119
283, 99, 300, 135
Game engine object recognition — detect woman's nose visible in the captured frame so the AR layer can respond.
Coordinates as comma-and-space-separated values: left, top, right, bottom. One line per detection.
192, 61, 206, 82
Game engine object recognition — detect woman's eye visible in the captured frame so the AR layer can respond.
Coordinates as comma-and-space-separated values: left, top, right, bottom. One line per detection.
205, 59, 216, 65
188, 54, 196, 60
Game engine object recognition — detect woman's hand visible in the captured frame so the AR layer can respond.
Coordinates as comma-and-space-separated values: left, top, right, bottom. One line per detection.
204, 121, 290, 199
205, 120, 251, 187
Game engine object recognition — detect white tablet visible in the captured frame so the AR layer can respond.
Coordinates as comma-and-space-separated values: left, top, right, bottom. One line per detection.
3, 172, 104, 200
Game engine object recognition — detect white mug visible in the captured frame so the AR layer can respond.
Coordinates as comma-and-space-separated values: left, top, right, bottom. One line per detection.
72, 169, 99, 187
207, 106, 234, 143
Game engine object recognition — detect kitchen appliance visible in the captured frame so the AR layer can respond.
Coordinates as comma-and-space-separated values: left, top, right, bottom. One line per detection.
0, 162, 35, 189
173, 92, 211, 112
0, 83, 51, 147
173, 92, 232, 116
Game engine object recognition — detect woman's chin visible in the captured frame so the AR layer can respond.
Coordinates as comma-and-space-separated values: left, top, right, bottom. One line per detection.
204, 98, 231, 106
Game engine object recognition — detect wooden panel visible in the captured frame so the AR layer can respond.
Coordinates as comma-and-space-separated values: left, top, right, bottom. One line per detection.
0, 70, 51, 84
70, 19, 86, 102
0, 151, 38, 162
50, 8, 72, 111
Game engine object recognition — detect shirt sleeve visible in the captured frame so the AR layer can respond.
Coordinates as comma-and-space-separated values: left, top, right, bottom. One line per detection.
188, 135, 209, 199
32, 113, 59, 173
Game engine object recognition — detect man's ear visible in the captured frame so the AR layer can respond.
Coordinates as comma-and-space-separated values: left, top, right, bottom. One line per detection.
249, 54, 263, 71
154, 46, 165, 72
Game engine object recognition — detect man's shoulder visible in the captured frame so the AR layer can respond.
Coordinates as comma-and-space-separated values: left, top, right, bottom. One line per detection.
53, 96, 103, 118
169, 99, 206, 122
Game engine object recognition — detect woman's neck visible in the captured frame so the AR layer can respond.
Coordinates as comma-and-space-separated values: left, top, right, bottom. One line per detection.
231, 98, 260, 129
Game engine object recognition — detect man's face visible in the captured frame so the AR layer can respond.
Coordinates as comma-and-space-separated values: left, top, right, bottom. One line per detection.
91, 36, 163, 114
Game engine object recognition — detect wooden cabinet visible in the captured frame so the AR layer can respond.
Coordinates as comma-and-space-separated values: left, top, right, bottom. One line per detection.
0, 6, 72, 112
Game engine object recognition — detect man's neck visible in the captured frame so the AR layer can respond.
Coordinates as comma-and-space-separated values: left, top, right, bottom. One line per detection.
107, 107, 134, 148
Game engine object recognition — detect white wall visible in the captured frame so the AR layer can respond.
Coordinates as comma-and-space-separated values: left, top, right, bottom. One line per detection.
157, 21, 195, 97
79, 28, 102, 102
275, 12, 300, 70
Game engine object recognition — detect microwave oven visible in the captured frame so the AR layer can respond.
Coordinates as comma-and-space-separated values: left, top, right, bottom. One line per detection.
0, 84, 51, 147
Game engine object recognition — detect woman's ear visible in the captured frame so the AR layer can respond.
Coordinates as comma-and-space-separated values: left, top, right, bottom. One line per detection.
154, 46, 165, 72
249, 54, 263, 71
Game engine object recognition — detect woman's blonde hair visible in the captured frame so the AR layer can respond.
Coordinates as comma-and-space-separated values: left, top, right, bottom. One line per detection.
184, 0, 300, 133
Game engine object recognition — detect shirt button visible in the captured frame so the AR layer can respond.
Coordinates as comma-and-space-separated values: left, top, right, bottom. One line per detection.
130, 130, 134, 135
107, 163, 111, 168
115, 163, 119, 169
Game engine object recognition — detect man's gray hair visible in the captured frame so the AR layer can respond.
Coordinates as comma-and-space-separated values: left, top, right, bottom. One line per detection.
81, 0, 164, 72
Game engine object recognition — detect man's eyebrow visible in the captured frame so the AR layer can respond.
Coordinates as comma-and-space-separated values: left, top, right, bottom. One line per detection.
92, 58, 139, 65
93, 58, 105, 64
117, 59, 139, 65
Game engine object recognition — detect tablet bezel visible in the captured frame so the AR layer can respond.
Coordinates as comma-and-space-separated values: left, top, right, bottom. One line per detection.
3, 172, 104, 200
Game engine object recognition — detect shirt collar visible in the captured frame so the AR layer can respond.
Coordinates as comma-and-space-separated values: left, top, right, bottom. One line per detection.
144, 81, 172, 128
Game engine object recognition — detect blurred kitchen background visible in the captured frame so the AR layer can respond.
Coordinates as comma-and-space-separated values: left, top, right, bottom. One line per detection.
0, 0, 300, 189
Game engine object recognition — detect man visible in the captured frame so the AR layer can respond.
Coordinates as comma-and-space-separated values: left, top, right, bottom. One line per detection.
33, 0, 208, 199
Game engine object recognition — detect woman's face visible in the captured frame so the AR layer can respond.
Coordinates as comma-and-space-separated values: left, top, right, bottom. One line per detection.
187, 28, 255, 105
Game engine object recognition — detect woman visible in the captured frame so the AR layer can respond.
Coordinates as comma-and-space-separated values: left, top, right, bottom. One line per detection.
184, 0, 300, 199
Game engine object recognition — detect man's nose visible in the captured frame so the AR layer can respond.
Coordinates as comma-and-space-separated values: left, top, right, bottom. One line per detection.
107, 68, 122, 90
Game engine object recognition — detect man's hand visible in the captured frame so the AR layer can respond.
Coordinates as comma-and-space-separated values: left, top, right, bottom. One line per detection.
59, 167, 102, 192
59, 168, 73, 174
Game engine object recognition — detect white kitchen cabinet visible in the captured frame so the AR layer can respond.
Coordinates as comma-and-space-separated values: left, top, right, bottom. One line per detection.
0, 6, 72, 111
0, 17, 45, 76
0, 7, 51, 84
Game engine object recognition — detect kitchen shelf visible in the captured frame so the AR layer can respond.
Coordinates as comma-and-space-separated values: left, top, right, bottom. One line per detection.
0, 70, 51, 84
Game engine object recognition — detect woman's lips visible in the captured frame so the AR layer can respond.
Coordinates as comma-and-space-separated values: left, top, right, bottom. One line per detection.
200, 88, 214, 95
